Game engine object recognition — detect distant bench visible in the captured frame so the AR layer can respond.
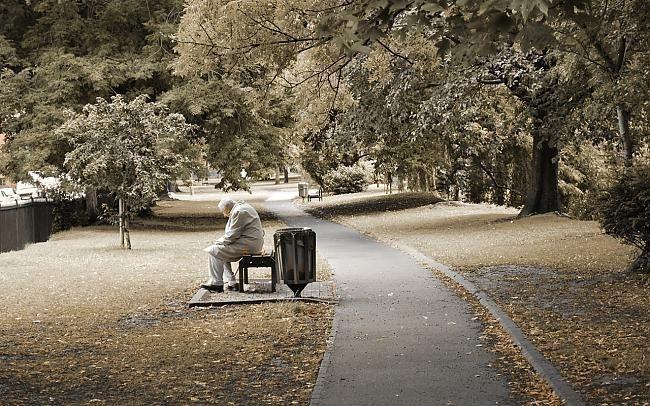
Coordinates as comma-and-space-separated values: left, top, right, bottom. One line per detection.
307, 187, 323, 202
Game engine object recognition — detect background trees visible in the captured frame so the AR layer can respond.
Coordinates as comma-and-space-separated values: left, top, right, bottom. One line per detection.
0, 0, 184, 180
1, 0, 647, 268
1, 0, 292, 194
172, 0, 648, 270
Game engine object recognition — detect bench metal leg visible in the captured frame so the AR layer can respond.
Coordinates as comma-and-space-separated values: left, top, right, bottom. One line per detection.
271, 263, 277, 292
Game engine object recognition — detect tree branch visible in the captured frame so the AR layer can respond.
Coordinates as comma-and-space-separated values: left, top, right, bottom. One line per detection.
476, 160, 525, 197
278, 55, 349, 88
377, 39, 414, 65
615, 35, 627, 73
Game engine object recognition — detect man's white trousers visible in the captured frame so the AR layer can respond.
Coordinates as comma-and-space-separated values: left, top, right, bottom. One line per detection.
207, 253, 237, 286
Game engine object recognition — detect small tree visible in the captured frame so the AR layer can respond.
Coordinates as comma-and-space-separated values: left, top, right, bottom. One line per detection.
57, 95, 201, 249
597, 164, 650, 273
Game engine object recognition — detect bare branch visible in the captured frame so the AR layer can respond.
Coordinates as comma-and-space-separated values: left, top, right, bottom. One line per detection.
377, 39, 414, 65
556, 44, 610, 71
476, 160, 525, 197
615, 35, 627, 73
279, 55, 349, 88
237, 7, 300, 41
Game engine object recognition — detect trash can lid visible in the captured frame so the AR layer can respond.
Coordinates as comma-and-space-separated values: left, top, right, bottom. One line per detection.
274, 227, 312, 234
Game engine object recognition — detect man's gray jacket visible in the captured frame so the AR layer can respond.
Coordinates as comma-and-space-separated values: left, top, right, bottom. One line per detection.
205, 201, 264, 261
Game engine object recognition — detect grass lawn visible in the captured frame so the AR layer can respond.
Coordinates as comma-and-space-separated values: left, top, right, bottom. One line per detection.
305, 191, 649, 405
0, 196, 333, 405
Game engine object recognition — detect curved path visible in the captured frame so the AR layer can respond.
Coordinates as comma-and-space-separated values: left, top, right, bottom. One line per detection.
265, 199, 515, 406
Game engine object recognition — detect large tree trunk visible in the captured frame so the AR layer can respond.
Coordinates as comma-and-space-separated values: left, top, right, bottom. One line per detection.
520, 136, 560, 216
85, 187, 97, 221
616, 105, 633, 167
494, 161, 506, 206
167, 181, 180, 193
430, 167, 436, 192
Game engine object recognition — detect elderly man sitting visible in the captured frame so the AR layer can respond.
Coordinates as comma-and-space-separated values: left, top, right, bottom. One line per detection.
201, 198, 264, 292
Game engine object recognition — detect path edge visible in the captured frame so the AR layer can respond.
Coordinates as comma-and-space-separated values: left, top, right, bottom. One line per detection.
309, 306, 341, 406
398, 244, 584, 406
262, 200, 341, 406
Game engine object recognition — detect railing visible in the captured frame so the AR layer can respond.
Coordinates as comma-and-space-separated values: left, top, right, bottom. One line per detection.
0, 198, 53, 254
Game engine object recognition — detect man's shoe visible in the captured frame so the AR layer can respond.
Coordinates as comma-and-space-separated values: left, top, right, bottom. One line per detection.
225, 283, 239, 291
200, 284, 224, 292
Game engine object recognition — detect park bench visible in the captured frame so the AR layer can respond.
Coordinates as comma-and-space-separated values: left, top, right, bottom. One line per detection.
238, 252, 277, 293
307, 187, 323, 202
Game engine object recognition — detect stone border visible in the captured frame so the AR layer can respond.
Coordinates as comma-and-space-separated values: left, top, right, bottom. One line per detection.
309, 306, 341, 406
187, 288, 338, 307
398, 244, 585, 406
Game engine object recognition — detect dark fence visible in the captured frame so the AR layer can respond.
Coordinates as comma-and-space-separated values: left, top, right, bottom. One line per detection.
0, 199, 53, 254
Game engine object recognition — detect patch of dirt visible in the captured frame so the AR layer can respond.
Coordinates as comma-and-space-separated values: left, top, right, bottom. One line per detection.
1, 193, 334, 404
310, 192, 649, 405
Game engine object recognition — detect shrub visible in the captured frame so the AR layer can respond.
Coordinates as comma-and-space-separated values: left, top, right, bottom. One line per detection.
323, 165, 370, 195
597, 164, 650, 273
48, 189, 89, 232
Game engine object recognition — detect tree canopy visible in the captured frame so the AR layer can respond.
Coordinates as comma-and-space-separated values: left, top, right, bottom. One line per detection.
57, 94, 201, 248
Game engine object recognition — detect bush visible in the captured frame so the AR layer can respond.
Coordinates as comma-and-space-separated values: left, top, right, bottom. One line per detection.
323, 165, 370, 195
597, 164, 650, 273
48, 189, 90, 232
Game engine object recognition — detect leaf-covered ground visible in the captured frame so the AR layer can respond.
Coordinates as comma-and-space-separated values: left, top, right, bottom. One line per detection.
1, 196, 333, 405
305, 191, 649, 405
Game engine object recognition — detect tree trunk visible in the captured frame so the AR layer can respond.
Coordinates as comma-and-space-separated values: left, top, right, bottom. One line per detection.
430, 167, 436, 192
283, 167, 289, 183
118, 198, 125, 247
494, 161, 506, 206
616, 105, 633, 167
520, 136, 560, 216
124, 215, 131, 250
275, 166, 281, 184
85, 187, 98, 221
385, 172, 393, 194
419, 168, 429, 192
167, 181, 180, 193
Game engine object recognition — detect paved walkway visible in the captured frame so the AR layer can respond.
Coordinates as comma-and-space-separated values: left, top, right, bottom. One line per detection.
265, 200, 515, 406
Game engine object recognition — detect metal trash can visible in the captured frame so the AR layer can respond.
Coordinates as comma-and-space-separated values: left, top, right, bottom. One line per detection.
297, 182, 309, 200
274, 227, 316, 297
